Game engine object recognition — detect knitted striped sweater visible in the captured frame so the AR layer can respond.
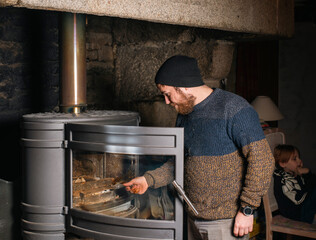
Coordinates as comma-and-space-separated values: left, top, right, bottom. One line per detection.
144, 88, 275, 220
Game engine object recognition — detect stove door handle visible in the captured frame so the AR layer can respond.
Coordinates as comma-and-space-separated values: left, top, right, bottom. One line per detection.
172, 180, 199, 216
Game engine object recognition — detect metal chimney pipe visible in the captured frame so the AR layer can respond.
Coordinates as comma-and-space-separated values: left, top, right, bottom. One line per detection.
59, 13, 87, 114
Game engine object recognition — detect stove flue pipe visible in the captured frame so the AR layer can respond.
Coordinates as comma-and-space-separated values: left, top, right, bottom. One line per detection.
59, 13, 87, 114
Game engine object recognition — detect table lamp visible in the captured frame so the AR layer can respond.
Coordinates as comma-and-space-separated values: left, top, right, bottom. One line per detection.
251, 96, 284, 129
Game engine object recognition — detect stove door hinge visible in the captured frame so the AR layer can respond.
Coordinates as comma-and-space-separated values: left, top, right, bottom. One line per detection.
62, 140, 68, 148
63, 206, 68, 215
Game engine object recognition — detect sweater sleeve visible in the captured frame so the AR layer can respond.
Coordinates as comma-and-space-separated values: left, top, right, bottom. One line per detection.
229, 107, 275, 208
143, 159, 175, 188
240, 139, 275, 207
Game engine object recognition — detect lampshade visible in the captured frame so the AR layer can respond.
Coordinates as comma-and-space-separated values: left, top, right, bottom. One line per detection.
251, 96, 284, 121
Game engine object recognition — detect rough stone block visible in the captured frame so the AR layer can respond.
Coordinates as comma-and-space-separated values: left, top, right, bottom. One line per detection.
0, 42, 24, 64
86, 15, 112, 33
0, 0, 17, 7
86, 32, 112, 49
135, 101, 177, 127
112, 18, 190, 45
98, 46, 113, 62
86, 49, 98, 61
87, 61, 113, 71
209, 40, 235, 80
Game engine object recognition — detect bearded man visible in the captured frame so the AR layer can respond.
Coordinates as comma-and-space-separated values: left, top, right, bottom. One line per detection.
124, 55, 274, 240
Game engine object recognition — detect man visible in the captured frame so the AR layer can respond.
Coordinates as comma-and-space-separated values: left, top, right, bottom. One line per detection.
124, 55, 274, 239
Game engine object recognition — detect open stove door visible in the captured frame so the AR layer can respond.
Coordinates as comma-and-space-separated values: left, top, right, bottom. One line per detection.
65, 123, 184, 240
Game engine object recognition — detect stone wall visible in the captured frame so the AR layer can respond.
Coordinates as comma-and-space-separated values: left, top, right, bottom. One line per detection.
0, 7, 236, 181
0, 8, 59, 181
86, 16, 115, 110
85, 15, 236, 127
112, 18, 235, 126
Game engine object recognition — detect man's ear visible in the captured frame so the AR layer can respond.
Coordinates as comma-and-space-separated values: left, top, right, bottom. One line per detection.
180, 87, 189, 93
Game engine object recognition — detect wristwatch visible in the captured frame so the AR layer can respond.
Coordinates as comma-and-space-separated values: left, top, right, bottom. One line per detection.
240, 206, 254, 216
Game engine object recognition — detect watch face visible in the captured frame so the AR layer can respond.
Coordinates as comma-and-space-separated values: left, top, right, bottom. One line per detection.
244, 207, 252, 215
243, 206, 253, 216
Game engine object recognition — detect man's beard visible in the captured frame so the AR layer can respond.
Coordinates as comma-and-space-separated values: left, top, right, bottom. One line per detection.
174, 91, 196, 115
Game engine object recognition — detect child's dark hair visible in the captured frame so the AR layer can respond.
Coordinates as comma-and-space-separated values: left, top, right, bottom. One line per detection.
274, 144, 300, 168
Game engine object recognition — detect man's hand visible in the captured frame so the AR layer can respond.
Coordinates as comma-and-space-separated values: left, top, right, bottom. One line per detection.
123, 176, 148, 194
233, 211, 254, 237
297, 167, 310, 176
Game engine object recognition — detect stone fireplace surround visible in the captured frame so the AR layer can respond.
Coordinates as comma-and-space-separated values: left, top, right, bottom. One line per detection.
0, 0, 294, 37
0, 0, 294, 126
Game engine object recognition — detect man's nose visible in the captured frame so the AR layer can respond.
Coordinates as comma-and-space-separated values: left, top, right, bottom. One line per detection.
164, 95, 170, 104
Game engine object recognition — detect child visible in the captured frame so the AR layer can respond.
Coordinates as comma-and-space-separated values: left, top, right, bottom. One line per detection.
273, 144, 316, 224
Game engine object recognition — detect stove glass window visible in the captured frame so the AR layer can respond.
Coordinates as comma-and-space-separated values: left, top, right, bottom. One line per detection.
72, 150, 175, 220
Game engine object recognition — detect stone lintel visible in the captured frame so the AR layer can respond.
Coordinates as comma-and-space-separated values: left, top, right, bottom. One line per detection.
0, 0, 294, 37
0, 0, 17, 7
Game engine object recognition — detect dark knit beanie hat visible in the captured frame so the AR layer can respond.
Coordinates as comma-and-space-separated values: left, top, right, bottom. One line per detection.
155, 55, 204, 87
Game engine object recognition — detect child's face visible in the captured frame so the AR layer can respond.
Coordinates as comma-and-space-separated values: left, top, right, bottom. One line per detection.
280, 150, 302, 176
